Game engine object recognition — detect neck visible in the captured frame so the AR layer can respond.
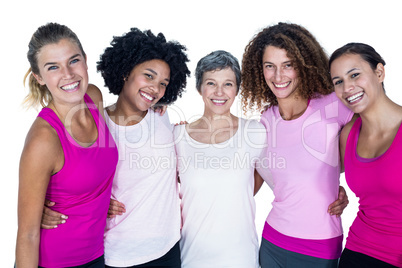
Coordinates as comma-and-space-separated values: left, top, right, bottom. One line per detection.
48, 99, 87, 127
191, 112, 237, 133
360, 94, 402, 130
108, 97, 148, 126
277, 97, 308, 121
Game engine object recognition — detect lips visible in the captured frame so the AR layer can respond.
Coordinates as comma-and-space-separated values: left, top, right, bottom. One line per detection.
61, 81, 79, 92
211, 99, 227, 105
346, 92, 364, 104
140, 91, 155, 102
273, 82, 291, 88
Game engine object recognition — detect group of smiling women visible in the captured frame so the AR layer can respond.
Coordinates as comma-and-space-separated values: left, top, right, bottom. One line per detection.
16, 21, 402, 268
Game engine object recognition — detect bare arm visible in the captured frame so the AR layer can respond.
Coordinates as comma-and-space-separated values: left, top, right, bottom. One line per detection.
254, 169, 264, 196
340, 114, 359, 172
326, 118, 356, 217
16, 120, 62, 267
327, 186, 349, 217
40, 200, 68, 229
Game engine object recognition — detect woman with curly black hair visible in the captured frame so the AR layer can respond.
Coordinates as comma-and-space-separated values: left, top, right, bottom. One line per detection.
98, 28, 190, 268
41, 27, 190, 268
242, 22, 352, 267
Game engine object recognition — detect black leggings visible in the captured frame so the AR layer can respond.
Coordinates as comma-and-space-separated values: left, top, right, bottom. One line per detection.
105, 241, 181, 268
339, 248, 397, 268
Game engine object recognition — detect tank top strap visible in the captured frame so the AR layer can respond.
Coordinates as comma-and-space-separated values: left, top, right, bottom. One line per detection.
37, 107, 71, 148
37, 93, 104, 149
346, 117, 362, 160
84, 93, 106, 142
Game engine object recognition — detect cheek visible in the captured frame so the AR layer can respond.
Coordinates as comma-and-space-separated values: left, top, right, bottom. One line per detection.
334, 87, 344, 100
263, 70, 271, 82
158, 87, 167, 100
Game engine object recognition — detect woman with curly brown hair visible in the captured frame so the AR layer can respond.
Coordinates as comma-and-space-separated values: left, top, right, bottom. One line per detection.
242, 22, 353, 267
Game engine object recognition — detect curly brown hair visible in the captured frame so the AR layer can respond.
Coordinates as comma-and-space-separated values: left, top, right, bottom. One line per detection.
241, 22, 333, 113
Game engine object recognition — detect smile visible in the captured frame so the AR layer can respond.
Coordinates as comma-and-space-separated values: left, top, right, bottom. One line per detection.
346, 92, 364, 103
140, 91, 155, 102
211, 99, 227, 105
273, 82, 291, 88
61, 82, 79, 91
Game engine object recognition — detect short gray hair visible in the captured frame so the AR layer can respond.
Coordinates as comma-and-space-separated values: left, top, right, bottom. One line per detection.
195, 50, 241, 92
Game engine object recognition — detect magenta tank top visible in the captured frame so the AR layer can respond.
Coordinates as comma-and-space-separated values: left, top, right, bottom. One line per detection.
38, 94, 118, 267
344, 117, 402, 267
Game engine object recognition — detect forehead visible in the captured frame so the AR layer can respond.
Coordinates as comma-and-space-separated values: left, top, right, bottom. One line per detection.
37, 39, 82, 62
202, 67, 236, 80
135, 59, 170, 74
330, 53, 367, 72
263, 46, 290, 61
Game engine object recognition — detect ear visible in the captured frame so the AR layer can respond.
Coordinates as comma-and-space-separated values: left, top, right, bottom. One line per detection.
32, 72, 46, 86
84, 54, 88, 70
375, 63, 385, 83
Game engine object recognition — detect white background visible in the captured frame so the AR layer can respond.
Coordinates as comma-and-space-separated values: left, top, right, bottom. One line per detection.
2, 0, 401, 265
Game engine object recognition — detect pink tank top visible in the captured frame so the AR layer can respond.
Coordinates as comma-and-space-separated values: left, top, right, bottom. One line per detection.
38, 94, 118, 267
344, 117, 402, 267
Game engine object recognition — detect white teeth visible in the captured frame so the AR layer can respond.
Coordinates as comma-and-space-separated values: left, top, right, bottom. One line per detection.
347, 92, 364, 103
140, 91, 153, 101
61, 82, 79, 90
212, 99, 226, 104
274, 82, 290, 88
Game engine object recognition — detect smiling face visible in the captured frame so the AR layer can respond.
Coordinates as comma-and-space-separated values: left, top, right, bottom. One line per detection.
119, 59, 170, 115
200, 67, 238, 117
330, 53, 384, 114
33, 38, 88, 105
262, 46, 299, 102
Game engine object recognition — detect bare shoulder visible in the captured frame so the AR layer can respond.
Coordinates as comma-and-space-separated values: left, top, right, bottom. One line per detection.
86, 84, 105, 118
86, 84, 103, 103
340, 114, 359, 148
21, 118, 62, 171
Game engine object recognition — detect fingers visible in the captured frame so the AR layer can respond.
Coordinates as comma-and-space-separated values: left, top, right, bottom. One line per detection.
108, 199, 126, 218
328, 198, 349, 217
174, 121, 188, 126
152, 105, 167, 115
44, 199, 55, 207
41, 204, 68, 229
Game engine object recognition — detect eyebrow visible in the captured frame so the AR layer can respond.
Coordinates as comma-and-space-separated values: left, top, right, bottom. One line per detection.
263, 60, 292, 65
43, 54, 82, 68
146, 68, 170, 82
332, 68, 359, 81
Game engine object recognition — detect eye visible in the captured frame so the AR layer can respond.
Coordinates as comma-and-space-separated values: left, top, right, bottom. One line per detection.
351, 73, 359, 78
284, 63, 293, 69
47, 65, 58, 71
144, 73, 153, 79
225, 82, 234, 87
334, 80, 343, 86
161, 82, 168, 88
264, 64, 274, 69
206, 81, 215, 86
70, 58, 79, 64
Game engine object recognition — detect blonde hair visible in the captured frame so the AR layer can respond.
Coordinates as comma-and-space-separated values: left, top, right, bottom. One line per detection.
24, 22, 85, 108
23, 68, 52, 108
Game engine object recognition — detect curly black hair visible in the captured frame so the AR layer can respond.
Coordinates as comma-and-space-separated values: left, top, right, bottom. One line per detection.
241, 22, 333, 112
97, 28, 190, 105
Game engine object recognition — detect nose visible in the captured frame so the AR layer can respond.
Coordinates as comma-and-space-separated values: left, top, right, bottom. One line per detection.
274, 67, 283, 81
149, 80, 163, 96
215, 84, 224, 96
343, 79, 354, 93
62, 66, 74, 79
